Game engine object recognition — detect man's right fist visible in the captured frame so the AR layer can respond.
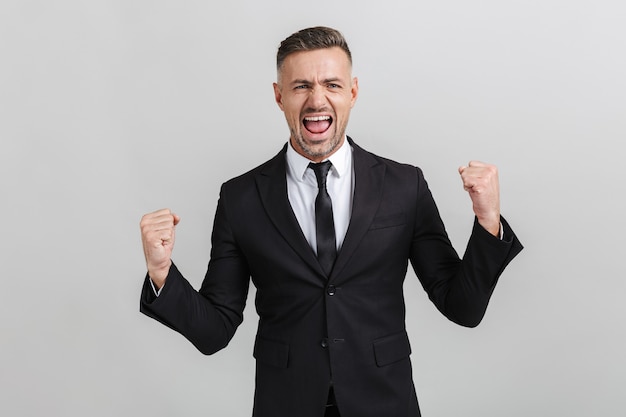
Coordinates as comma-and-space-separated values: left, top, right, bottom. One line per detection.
140, 208, 181, 289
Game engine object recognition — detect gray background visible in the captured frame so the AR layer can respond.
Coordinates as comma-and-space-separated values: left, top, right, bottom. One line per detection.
1, 0, 624, 416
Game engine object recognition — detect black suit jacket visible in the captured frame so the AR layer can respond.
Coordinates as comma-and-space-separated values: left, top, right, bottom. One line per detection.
141, 138, 523, 417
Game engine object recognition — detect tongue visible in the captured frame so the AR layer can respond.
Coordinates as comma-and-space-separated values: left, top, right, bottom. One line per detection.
304, 120, 331, 134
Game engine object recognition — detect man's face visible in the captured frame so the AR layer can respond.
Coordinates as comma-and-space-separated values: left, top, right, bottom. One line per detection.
273, 47, 359, 162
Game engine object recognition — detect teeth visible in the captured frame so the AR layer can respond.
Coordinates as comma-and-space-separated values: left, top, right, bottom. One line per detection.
304, 116, 331, 122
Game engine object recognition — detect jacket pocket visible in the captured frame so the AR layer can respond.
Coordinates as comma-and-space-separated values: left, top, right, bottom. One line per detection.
369, 212, 406, 230
253, 335, 290, 369
373, 330, 412, 367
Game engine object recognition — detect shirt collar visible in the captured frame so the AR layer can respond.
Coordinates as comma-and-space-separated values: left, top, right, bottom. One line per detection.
286, 137, 352, 181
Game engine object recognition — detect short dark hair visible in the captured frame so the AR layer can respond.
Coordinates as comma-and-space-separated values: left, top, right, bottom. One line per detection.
276, 26, 352, 71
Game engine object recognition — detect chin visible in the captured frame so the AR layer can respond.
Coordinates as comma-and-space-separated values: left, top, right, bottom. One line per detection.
291, 123, 343, 159
302, 137, 340, 159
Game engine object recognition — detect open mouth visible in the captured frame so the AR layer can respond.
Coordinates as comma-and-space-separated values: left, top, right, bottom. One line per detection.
303, 115, 333, 134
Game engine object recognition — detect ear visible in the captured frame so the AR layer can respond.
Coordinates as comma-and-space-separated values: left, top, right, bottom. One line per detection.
350, 77, 359, 108
273, 83, 284, 111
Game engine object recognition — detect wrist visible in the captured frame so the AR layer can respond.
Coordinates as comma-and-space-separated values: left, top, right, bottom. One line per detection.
148, 260, 171, 289
477, 214, 501, 237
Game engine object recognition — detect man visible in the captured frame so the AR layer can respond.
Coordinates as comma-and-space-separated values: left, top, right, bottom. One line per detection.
139, 26, 523, 417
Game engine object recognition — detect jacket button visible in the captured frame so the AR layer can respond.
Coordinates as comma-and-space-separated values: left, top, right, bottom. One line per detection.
321, 338, 329, 348
327, 285, 336, 296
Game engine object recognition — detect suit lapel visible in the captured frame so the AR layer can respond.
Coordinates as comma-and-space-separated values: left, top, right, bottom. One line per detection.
255, 145, 324, 275
330, 138, 386, 280
255, 139, 386, 281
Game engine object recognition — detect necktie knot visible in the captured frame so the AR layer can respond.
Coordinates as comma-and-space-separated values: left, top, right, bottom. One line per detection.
309, 161, 332, 190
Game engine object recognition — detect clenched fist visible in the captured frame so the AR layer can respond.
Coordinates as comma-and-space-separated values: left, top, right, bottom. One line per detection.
458, 161, 501, 237
140, 208, 181, 289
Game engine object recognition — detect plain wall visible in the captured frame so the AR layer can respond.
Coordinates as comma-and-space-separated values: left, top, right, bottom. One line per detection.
1, 1, 625, 416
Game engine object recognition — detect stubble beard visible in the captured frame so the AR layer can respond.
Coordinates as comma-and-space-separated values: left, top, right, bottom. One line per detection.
291, 120, 347, 160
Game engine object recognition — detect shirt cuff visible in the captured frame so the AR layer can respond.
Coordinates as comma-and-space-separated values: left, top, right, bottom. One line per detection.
149, 278, 163, 297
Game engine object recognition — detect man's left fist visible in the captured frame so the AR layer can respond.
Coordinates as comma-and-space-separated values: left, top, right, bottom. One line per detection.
458, 161, 501, 237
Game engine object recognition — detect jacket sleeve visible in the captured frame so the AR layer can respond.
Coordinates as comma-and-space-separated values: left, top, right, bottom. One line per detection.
140, 187, 251, 354
409, 167, 523, 327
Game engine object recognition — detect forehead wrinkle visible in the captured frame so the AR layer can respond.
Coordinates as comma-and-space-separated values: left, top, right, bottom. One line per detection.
288, 76, 345, 86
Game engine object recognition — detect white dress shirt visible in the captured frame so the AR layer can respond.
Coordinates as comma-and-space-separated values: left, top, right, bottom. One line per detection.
285, 138, 354, 254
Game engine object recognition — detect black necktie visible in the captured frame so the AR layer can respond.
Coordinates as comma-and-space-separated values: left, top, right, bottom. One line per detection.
309, 161, 336, 276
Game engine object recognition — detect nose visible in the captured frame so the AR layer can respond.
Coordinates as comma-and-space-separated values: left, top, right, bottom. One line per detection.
306, 85, 328, 110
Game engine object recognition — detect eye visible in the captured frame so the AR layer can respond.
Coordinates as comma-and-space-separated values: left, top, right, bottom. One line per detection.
328, 84, 341, 89
294, 84, 309, 90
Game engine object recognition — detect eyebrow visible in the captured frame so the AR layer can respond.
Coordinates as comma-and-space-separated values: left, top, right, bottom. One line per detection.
290, 77, 344, 86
